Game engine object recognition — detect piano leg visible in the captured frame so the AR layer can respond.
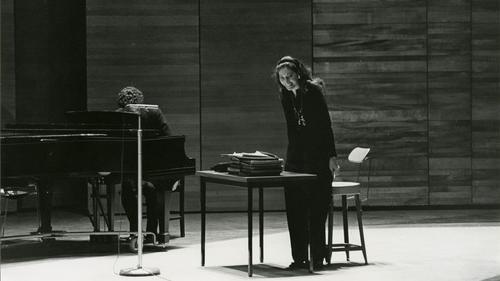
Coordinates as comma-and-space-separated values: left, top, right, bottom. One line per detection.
89, 177, 100, 232
157, 189, 172, 244
36, 178, 52, 233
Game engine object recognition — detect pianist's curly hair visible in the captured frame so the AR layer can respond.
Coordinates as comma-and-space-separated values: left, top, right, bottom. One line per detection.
117, 86, 144, 108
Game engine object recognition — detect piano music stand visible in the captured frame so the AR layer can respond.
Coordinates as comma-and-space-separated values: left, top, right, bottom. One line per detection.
119, 105, 160, 276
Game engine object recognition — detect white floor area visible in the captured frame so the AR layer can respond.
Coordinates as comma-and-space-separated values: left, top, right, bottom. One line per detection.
1, 223, 499, 281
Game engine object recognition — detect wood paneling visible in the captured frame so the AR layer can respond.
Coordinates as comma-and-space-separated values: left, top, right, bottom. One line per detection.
428, 0, 470, 23
428, 72, 471, 120
14, 0, 87, 123
86, 0, 200, 210
315, 0, 499, 206
314, 0, 428, 206
200, 0, 310, 211
429, 121, 472, 204
471, 0, 500, 204
472, 0, 500, 23
427, 0, 472, 205
4, 0, 498, 209
6, 0, 87, 209
428, 23, 470, 72
314, 0, 426, 24
1, 0, 16, 126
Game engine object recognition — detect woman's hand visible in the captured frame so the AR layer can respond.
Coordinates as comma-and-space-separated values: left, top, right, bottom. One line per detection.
329, 157, 340, 179
172, 180, 180, 191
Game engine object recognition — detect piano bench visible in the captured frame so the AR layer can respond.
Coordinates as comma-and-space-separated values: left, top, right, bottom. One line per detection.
1, 185, 37, 213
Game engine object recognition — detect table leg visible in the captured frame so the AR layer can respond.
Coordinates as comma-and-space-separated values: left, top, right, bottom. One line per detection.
308, 208, 313, 273
327, 191, 334, 264
259, 186, 264, 263
201, 179, 206, 266
248, 186, 253, 277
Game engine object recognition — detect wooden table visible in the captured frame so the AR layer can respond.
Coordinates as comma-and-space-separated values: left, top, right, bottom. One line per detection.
196, 170, 318, 277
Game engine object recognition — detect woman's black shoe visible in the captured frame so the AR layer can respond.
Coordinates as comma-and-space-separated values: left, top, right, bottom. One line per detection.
313, 261, 324, 271
287, 261, 308, 270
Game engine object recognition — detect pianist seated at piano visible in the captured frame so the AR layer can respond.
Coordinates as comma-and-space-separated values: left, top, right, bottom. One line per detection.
115, 86, 180, 243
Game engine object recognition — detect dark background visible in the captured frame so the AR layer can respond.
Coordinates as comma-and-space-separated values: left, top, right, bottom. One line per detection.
1, 0, 499, 211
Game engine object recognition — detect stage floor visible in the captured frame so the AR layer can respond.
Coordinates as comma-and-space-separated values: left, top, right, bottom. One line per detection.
1, 209, 499, 281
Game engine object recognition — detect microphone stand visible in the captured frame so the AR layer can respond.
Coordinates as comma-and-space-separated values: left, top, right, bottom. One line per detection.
120, 114, 160, 276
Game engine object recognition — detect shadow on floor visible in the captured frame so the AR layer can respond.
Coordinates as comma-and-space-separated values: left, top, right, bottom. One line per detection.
210, 261, 373, 278
322, 261, 374, 270
482, 275, 500, 281
212, 264, 314, 278
0, 238, 185, 264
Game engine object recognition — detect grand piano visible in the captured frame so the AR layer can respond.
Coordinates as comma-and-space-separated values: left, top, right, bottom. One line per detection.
0, 110, 196, 244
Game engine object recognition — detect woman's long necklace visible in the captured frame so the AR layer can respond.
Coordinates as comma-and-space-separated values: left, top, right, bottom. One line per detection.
293, 91, 306, 127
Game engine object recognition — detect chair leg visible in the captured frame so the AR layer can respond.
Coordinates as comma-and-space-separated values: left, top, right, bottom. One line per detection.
342, 195, 350, 261
355, 194, 368, 264
106, 183, 115, 232
179, 178, 185, 237
327, 194, 334, 264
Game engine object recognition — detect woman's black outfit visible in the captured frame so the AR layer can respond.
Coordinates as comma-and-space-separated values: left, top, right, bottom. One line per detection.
280, 80, 336, 267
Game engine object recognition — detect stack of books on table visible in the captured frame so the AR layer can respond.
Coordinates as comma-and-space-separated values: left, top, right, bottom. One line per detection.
222, 151, 283, 176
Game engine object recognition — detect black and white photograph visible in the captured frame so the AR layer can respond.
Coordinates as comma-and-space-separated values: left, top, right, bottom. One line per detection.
1, 0, 499, 280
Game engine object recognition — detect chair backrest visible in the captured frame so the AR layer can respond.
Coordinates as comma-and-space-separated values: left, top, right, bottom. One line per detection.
348, 147, 370, 164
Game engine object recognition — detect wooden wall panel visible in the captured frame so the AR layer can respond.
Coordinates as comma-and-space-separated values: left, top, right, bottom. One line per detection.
315, 0, 499, 207
428, 72, 471, 120
429, 121, 472, 204
4, 0, 498, 209
428, 23, 470, 72
471, 0, 500, 204
13, 0, 87, 123
314, 0, 429, 206
428, 0, 470, 22
7, 0, 87, 209
86, 0, 200, 211
0, 0, 17, 211
428, 0, 472, 205
314, 0, 426, 24
1, 0, 16, 126
200, 0, 310, 211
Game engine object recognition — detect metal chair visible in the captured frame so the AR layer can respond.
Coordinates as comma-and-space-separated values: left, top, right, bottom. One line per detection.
1, 183, 37, 237
170, 177, 186, 237
326, 147, 370, 265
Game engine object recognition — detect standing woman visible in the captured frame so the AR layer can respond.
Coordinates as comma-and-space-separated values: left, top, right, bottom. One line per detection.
274, 56, 340, 270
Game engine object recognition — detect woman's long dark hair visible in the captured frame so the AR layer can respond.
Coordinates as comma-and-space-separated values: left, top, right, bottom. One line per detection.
273, 56, 324, 94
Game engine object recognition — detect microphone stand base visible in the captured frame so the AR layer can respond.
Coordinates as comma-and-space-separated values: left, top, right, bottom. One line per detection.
119, 266, 160, 276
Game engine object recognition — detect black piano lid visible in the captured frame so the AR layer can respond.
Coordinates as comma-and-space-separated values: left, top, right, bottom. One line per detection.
65, 110, 139, 129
